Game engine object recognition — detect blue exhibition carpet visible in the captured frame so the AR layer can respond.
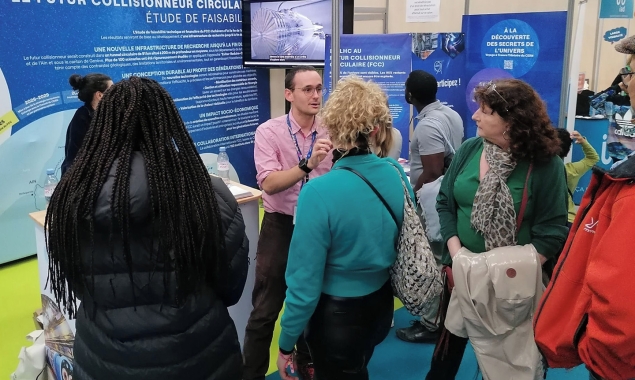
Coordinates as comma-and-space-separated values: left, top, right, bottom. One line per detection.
266, 307, 588, 380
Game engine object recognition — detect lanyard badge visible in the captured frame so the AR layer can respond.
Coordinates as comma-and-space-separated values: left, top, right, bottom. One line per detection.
287, 114, 317, 187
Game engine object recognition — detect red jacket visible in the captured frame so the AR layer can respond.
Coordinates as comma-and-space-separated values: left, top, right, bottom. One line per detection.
534, 157, 635, 380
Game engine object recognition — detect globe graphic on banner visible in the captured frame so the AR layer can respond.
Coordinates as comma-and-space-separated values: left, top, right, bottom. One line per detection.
481, 19, 540, 78
465, 68, 514, 114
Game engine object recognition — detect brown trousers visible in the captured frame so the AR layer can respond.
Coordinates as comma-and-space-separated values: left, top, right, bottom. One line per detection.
242, 212, 311, 380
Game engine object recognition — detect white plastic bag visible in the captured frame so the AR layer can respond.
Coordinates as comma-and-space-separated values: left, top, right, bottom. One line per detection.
415, 120, 455, 242
417, 177, 443, 242
11, 330, 47, 380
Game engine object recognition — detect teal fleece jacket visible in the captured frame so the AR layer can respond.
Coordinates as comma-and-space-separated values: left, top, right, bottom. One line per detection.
437, 137, 569, 265
278, 154, 414, 352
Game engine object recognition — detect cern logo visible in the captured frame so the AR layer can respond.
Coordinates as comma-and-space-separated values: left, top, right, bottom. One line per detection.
434, 61, 443, 74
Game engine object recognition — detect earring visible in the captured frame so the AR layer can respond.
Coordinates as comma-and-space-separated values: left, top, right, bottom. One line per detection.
503, 130, 511, 141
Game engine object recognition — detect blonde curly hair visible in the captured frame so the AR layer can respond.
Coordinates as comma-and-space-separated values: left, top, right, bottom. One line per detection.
320, 76, 393, 151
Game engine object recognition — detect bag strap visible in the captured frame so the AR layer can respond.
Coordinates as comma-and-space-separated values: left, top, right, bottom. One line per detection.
516, 163, 533, 231
334, 166, 399, 228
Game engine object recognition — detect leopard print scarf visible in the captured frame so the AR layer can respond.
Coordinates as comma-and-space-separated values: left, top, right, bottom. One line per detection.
471, 140, 518, 251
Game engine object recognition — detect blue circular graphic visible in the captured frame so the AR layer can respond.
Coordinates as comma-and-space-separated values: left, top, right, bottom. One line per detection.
465, 68, 514, 114
481, 19, 540, 77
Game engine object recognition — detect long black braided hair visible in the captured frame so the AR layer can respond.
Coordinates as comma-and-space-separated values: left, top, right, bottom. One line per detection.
45, 77, 226, 317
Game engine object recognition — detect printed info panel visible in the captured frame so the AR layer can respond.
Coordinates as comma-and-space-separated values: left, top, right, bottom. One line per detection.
462, 12, 566, 137
324, 34, 412, 157
0, 0, 270, 264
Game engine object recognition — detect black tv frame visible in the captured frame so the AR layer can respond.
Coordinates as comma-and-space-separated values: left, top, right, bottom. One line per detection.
242, 0, 354, 68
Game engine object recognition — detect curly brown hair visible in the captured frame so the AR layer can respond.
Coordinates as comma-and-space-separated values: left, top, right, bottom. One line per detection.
473, 79, 561, 164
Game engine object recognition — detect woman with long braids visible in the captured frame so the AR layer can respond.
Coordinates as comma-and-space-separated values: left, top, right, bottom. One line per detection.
45, 77, 249, 380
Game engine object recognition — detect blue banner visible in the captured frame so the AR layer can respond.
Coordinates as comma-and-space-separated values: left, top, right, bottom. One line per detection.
0, 2, 270, 266
600, 0, 634, 19
572, 118, 613, 205
411, 33, 468, 135
462, 12, 567, 137
324, 34, 412, 157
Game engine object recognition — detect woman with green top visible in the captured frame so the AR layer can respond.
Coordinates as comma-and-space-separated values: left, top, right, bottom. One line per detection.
275, 76, 414, 380
425, 79, 569, 379
556, 129, 600, 227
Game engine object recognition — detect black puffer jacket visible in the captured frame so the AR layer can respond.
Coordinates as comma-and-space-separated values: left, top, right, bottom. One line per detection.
72, 152, 248, 380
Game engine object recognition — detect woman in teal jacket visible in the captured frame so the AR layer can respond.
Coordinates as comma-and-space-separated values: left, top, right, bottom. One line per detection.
426, 79, 569, 379
275, 76, 414, 380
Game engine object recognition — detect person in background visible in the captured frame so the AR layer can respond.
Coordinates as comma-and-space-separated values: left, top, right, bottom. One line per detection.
606, 35, 635, 106
534, 67, 635, 380
61, 73, 112, 176
244, 65, 333, 380
427, 79, 568, 379
556, 129, 599, 227
276, 76, 413, 380
372, 117, 403, 160
45, 77, 249, 380
396, 69, 463, 344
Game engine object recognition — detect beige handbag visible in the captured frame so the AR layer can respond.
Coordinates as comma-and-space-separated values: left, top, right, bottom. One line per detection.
445, 244, 544, 380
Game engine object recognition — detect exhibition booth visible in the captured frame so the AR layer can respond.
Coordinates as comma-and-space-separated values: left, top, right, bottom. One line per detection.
1, 0, 634, 378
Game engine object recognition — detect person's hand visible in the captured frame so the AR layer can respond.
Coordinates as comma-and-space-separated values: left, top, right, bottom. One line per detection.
538, 254, 548, 266
307, 139, 333, 169
627, 75, 635, 104
570, 131, 585, 144
623, 72, 634, 89
276, 350, 295, 380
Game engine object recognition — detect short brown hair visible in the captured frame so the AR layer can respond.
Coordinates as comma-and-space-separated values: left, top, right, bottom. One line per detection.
473, 79, 560, 164
284, 66, 318, 89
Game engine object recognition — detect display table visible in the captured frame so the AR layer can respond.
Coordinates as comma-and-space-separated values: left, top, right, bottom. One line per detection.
30, 180, 261, 380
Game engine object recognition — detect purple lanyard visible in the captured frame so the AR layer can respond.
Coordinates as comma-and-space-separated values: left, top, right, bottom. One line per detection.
287, 113, 317, 186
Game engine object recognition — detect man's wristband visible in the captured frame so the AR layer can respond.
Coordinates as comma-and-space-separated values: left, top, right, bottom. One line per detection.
279, 347, 294, 356
298, 158, 312, 174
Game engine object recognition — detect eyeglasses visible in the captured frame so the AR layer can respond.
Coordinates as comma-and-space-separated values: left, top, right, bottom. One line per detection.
291, 86, 323, 96
485, 82, 509, 113
619, 66, 633, 77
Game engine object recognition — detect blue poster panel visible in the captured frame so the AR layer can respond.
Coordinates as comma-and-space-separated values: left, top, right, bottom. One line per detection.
571, 118, 613, 205
411, 32, 468, 135
0, 1, 270, 265
324, 34, 412, 157
462, 12, 567, 137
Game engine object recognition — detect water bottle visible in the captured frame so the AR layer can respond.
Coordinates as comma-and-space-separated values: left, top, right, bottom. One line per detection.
44, 169, 58, 206
217, 147, 230, 184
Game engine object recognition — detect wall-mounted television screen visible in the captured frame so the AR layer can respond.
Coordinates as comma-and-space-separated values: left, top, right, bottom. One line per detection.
242, 0, 353, 68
